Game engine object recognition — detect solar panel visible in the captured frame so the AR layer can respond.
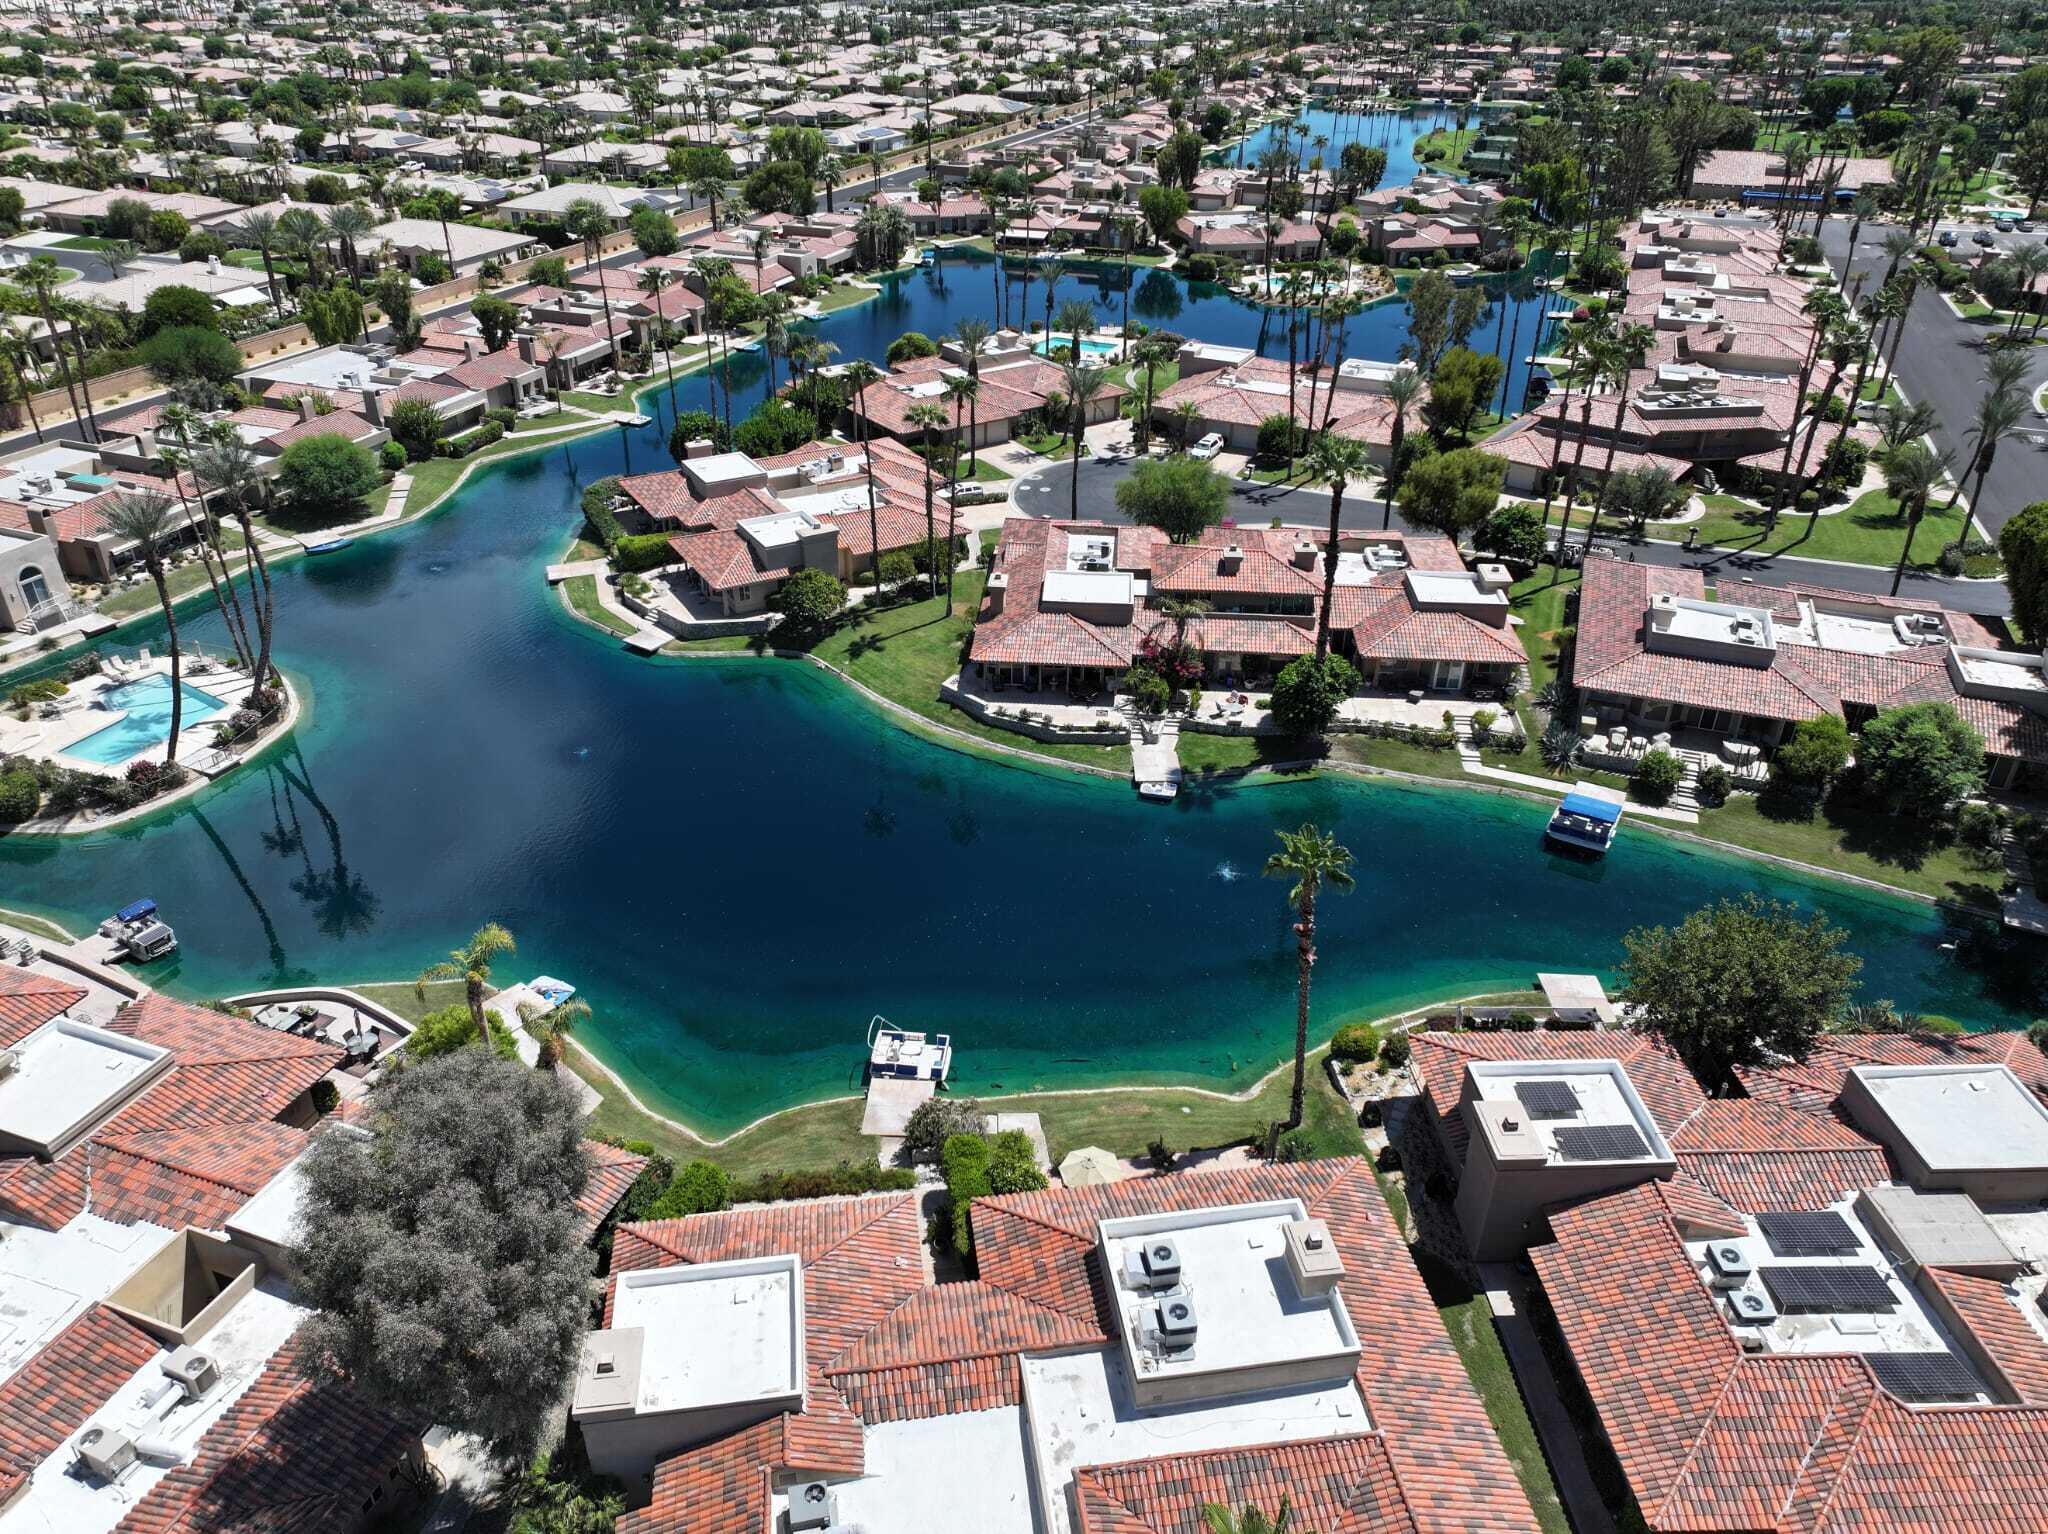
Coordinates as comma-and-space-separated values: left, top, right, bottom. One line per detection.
1759, 1265, 1897, 1314
1757, 1211, 1859, 1258
1514, 1080, 1581, 1120
1869, 1352, 1985, 1403
1552, 1124, 1649, 1162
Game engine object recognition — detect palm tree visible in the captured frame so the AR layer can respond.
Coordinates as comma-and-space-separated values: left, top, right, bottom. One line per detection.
324, 201, 375, 278
1303, 434, 1369, 660
101, 491, 185, 769
0, 324, 44, 443
415, 921, 517, 1049
158, 404, 253, 671
526, 997, 589, 1070
819, 154, 843, 214
1054, 298, 1096, 362
1262, 825, 1354, 1154
1061, 361, 1110, 517
844, 360, 884, 591
194, 431, 277, 696
951, 316, 991, 467
1169, 399, 1202, 452
637, 266, 679, 403
1884, 442, 1951, 595
1580, 323, 1655, 553
906, 401, 948, 591
239, 209, 284, 312
1037, 255, 1065, 336
19, 256, 85, 436
564, 198, 621, 366
276, 205, 328, 283
1944, 386, 2025, 529
1380, 366, 1421, 531
1787, 325, 1868, 539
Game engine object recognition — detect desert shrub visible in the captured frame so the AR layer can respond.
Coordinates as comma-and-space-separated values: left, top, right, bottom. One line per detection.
1695, 764, 1733, 808
646, 1159, 733, 1217
1378, 1032, 1412, 1068
1633, 747, 1684, 805
1330, 1021, 1381, 1062
611, 533, 676, 573
987, 1129, 1047, 1194
901, 1096, 986, 1162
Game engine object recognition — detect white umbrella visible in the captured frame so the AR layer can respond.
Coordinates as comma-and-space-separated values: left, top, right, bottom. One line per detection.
1058, 1145, 1122, 1187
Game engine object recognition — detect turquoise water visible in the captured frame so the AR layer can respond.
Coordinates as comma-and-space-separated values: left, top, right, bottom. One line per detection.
1, 245, 2039, 1135
65, 676, 229, 766
1033, 336, 1121, 359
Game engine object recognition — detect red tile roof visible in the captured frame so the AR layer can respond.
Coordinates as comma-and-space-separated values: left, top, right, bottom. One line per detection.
0, 967, 88, 1047
0, 1306, 159, 1494
1074, 1436, 1419, 1534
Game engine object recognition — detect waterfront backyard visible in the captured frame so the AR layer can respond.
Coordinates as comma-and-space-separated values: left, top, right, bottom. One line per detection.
0, 231, 2041, 1138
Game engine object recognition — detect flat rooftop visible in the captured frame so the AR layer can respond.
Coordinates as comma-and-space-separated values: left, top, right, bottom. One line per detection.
1851, 1065, 2048, 1173
682, 450, 765, 488
243, 349, 385, 392
0, 1017, 174, 1159
584, 1255, 803, 1419
790, 1404, 1036, 1534
1041, 569, 1132, 607
738, 508, 825, 551
1021, 1348, 1367, 1534
1464, 1058, 1673, 1167
0, 1211, 175, 1384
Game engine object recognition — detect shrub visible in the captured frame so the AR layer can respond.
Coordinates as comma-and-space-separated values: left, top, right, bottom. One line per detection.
987, 1129, 1047, 1194
877, 549, 917, 587
139, 283, 219, 338
405, 1002, 520, 1061
647, 1159, 733, 1217
0, 768, 40, 823
8, 677, 64, 707
379, 440, 407, 472
1539, 721, 1580, 769
732, 398, 819, 458
1470, 707, 1498, 746
1274, 1128, 1316, 1162
438, 421, 506, 457
2029, 1019, 2048, 1053
581, 476, 624, 550
139, 324, 243, 387
730, 1162, 915, 1204
1774, 714, 1852, 792
1125, 667, 1172, 714
276, 433, 381, 522
387, 397, 443, 463
1329, 1021, 1380, 1063
771, 567, 846, 638
310, 1079, 340, 1115
1378, 1032, 1412, 1068
940, 1133, 993, 1260
886, 331, 940, 364
1269, 653, 1358, 737
1695, 764, 1733, 808
1147, 1137, 1177, 1171
612, 533, 676, 573
901, 1097, 985, 1162
1634, 747, 1685, 805
1254, 412, 1305, 464
1856, 701, 1985, 817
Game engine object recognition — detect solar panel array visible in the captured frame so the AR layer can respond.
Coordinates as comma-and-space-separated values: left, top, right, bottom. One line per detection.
1513, 1080, 1581, 1120
1552, 1124, 1649, 1162
1759, 1265, 1897, 1314
1757, 1211, 1859, 1257
1869, 1352, 1984, 1403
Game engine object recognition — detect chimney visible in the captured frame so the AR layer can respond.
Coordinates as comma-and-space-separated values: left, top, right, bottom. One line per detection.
985, 569, 1007, 614
295, 396, 315, 423
1219, 543, 1243, 574
683, 438, 717, 460
361, 389, 385, 426
1292, 538, 1317, 570
517, 333, 538, 365
463, 337, 479, 361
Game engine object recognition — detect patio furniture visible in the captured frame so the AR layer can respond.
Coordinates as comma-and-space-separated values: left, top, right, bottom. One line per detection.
1629, 735, 1648, 752
1652, 732, 1672, 748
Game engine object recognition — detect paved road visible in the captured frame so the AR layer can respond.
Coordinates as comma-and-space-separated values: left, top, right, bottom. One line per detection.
1015, 455, 2015, 616
1821, 219, 2048, 539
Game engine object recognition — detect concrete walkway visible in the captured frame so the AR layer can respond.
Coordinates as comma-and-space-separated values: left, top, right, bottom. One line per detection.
1455, 741, 1701, 825
1130, 717, 1182, 792
1477, 1262, 1621, 1534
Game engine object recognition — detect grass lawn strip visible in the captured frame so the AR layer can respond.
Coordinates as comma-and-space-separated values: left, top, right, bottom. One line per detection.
562, 574, 637, 636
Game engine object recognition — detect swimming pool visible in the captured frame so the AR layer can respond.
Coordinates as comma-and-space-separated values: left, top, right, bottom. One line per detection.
1032, 335, 1121, 359
65, 674, 229, 766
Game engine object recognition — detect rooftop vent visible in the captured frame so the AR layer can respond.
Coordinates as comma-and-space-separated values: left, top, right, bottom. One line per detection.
1283, 1217, 1346, 1296
788, 1481, 838, 1532
1126, 1236, 1183, 1290
1155, 1293, 1198, 1350
0, 1047, 17, 1082
75, 1424, 137, 1482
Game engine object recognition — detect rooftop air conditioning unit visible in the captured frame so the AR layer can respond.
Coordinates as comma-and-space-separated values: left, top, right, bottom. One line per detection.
0, 1047, 17, 1081
1128, 1236, 1183, 1290
162, 1345, 219, 1402
787, 1480, 838, 1532
1705, 1242, 1754, 1287
1155, 1294, 1199, 1350
76, 1424, 137, 1481
1729, 1289, 1778, 1325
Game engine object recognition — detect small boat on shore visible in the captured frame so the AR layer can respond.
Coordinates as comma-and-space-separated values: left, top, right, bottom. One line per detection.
305, 539, 353, 555
1137, 780, 1179, 802
1545, 784, 1624, 856
98, 898, 178, 961
867, 1016, 951, 1083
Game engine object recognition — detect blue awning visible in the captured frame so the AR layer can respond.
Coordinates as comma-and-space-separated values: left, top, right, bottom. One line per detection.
116, 898, 157, 922
1558, 794, 1621, 824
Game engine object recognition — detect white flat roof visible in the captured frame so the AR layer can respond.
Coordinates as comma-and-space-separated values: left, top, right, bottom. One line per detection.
0, 1212, 175, 1385
245, 349, 380, 392
795, 1405, 1036, 1534
1021, 1348, 1367, 1534
738, 508, 824, 550
604, 1256, 803, 1416
9, 1280, 307, 1534
1853, 1065, 2048, 1172
1041, 569, 1132, 606
781, 486, 872, 520
686, 450, 765, 485
1465, 1057, 1673, 1165
0, 1018, 173, 1157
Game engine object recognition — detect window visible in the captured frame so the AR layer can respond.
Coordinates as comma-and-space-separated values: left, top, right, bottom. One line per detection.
16, 565, 49, 612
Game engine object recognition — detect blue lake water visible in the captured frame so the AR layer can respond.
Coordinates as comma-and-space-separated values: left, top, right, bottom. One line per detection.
1228, 105, 1475, 188
65, 675, 230, 766
0, 251, 2036, 1136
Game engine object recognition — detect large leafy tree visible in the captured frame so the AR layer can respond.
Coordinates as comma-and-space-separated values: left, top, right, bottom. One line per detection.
1856, 702, 1985, 818
1397, 447, 1506, 540
1114, 454, 1228, 543
1621, 895, 1862, 1094
2000, 501, 2048, 644
293, 1050, 597, 1459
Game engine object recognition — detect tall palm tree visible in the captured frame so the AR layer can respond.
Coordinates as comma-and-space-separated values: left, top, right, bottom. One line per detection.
1262, 824, 1354, 1154
1061, 361, 1110, 517
564, 198, 621, 366
1580, 323, 1655, 553
1884, 442, 1951, 595
194, 431, 277, 696
1303, 434, 1370, 661
951, 317, 991, 468
1037, 255, 1065, 336
1945, 386, 2026, 528
1787, 325, 1868, 537
276, 205, 328, 283
101, 491, 185, 769
19, 256, 85, 435
844, 360, 884, 590
906, 401, 948, 592
1169, 399, 1202, 452
323, 201, 375, 277
415, 921, 517, 1049
637, 266, 679, 403
157, 404, 253, 671
239, 209, 284, 312
0, 323, 44, 443
1380, 366, 1421, 531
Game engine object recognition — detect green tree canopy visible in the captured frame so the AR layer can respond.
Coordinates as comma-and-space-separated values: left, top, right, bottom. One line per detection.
1620, 895, 1863, 1093
1114, 454, 1229, 543
138, 283, 218, 338
743, 159, 815, 215
1855, 701, 1985, 817
1397, 447, 1506, 540
771, 566, 845, 637
138, 324, 242, 387
276, 433, 380, 523
1268, 653, 1359, 737
2000, 501, 2048, 644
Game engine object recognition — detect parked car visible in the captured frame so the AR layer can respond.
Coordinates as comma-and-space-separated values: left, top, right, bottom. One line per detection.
2019, 220, 2038, 233
1190, 433, 1224, 460
1973, 230, 1997, 246
1994, 218, 2017, 233
1939, 229, 1960, 247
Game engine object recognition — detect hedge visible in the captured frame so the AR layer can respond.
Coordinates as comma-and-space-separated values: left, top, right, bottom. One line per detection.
613, 532, 677, 573
581, 476, 624, 551
941, 1132, 993, 1260
436, 420, 507, 458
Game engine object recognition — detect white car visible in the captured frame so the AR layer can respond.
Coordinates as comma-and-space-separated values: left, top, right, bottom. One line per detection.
1190, 433, 1224, 460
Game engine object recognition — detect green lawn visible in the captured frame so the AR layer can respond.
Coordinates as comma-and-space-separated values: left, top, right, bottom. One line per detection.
1682, 794, 2002, 907
353, 980, 470, 1025
1414, 125, 1479, 175
809, 572, 1133, 773
0, 906, 76, 942
1647, 487, 1981, 571
1177, 729, 1322, 774
562, 575, 636, 636
661, 633, 769, 654
814, 281, 878, 313
95, 538, 249, 619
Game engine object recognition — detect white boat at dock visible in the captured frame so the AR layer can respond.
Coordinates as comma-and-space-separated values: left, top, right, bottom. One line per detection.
866, 1016, 952, 1083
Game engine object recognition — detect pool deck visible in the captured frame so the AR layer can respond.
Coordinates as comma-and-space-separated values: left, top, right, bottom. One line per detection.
0, 653, 262, 779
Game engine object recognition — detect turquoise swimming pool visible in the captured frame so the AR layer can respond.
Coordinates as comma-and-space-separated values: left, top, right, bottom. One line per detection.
66, 674, 229, 766
1033, 335, 1121, 359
